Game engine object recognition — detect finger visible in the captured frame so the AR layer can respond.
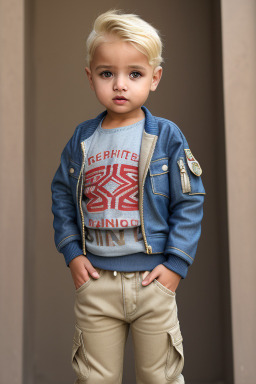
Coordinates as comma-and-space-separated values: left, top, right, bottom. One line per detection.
142, 271, 150, 280
84, 263, 100, 279
91, 269, 100, 278
142, 270, 158, 286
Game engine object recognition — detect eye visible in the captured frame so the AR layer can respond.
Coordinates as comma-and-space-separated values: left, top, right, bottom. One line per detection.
100, 71, 113, 78
130, 71, 142, 79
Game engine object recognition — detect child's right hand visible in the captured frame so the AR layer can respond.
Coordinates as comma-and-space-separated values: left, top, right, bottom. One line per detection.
69, 255, 100, 290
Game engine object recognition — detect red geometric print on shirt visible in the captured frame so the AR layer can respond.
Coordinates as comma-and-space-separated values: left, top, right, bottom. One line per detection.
84, 164, 139, 212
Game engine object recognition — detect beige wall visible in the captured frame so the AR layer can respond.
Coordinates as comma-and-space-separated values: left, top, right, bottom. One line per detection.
221, 1, 256, 383
0, 0, 25, 383
1, 1, 255, 383
24, 1, 232, 383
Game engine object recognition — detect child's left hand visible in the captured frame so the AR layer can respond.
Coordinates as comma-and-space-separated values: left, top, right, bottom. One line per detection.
141, 264, 181, 293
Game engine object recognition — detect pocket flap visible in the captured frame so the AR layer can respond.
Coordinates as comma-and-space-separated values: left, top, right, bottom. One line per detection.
73, 324, 82, 346
71, 325, 90, 380
168, 321, 183, 346
68, 159, 81, 179
165, 321, 184, 381
150, 158, 169, 176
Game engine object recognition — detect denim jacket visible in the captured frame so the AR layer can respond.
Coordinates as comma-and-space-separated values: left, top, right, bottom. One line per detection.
51, 105, 205, 278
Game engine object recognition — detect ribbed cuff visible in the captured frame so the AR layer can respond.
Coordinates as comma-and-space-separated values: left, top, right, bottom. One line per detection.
163, 255, 189, 279
61, 241, 84, 267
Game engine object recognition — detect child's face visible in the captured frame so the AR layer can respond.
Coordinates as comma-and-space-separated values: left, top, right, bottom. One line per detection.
85, 35, 162, 119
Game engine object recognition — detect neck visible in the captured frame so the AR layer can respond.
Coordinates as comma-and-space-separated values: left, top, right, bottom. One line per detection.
101, 108, 145, 129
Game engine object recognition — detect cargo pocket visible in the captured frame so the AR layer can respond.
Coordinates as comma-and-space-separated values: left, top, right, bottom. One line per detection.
165, 321, 184, 381
71, 324, 90, 381
149, 157, 170, 199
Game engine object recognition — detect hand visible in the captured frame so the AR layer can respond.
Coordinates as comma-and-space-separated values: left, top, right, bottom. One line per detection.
141, 264, 181, 293
69, 255, 100, 290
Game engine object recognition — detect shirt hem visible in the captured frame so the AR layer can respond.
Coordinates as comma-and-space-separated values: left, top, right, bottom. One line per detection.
85, 250, 167, 272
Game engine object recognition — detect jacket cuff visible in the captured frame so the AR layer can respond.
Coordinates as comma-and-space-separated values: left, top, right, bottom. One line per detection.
163, 255, 189, 279
61, 241, 84, 267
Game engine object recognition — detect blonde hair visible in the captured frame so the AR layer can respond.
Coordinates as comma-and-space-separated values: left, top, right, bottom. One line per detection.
86, 9, 164, 68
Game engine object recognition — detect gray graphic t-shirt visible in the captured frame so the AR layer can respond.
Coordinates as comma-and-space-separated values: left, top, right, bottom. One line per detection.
81, 117, 147, 256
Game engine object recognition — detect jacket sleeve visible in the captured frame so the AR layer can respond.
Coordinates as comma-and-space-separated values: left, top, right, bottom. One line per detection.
162, 129, 205, 278
51, 133, 84, 266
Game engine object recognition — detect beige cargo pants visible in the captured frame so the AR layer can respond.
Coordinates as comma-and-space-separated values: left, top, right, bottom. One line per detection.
72, 267, 185, 384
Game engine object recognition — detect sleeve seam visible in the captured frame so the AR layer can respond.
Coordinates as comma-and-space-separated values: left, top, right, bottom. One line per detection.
166, 247, 194, 261
57, 234, 80, 250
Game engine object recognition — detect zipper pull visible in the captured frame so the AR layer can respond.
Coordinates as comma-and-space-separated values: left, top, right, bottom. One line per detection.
146, 245, 152, 254
177, 159, 191, 193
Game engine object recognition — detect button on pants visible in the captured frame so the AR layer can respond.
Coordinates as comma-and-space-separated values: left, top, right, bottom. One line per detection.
72, 268, 185, 384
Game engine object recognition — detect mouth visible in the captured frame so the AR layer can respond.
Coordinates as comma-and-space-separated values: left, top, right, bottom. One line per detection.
112, 96, 128, 105
113, 96, 128, 100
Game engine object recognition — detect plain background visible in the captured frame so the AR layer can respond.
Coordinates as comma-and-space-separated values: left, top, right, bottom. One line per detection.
2, 0, 256, 383
22, 1, 234, 383
23, 1, 232, 383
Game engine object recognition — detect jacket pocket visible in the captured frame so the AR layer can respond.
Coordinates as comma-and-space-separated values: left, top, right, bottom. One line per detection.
165, 321, 184, 381
177, 158, 191, 193
68, 159, 81, 180
149, 157, 170, 199
71, 325, 90, 380
177, 156, 206, 196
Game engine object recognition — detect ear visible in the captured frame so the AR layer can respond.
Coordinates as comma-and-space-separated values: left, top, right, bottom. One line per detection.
85, 67, 95, 91
150, 66, 163, 91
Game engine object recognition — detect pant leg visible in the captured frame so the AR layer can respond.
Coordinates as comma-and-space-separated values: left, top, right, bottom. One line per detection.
72, 267, 185, 384
130, 271, 185, 384
72, 267, 129, 384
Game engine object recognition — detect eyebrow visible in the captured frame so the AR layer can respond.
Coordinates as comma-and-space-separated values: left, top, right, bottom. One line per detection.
95, 65, 146, 70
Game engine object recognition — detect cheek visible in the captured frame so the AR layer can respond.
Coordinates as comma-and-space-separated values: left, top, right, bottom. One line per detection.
132, 81, 151, 96
99, 89, 110, 101
93, 81, 108, 97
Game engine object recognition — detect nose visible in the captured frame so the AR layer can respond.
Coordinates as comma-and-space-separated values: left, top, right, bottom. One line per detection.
113, 74, 127, 91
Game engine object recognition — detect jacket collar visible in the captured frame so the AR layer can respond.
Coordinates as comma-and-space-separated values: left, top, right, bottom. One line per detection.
141, 105, 159, 135
81, 105, 159, 140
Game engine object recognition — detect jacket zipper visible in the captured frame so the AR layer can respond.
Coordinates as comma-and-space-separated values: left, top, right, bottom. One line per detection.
77, 142, 86, 255
139, 136, 158, 254
78, 136, 156, 255
140, 188, 152, 254
177, 158, 191, 193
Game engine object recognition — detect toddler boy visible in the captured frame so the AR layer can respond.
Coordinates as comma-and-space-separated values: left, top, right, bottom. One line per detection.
51, 9, 205, 384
